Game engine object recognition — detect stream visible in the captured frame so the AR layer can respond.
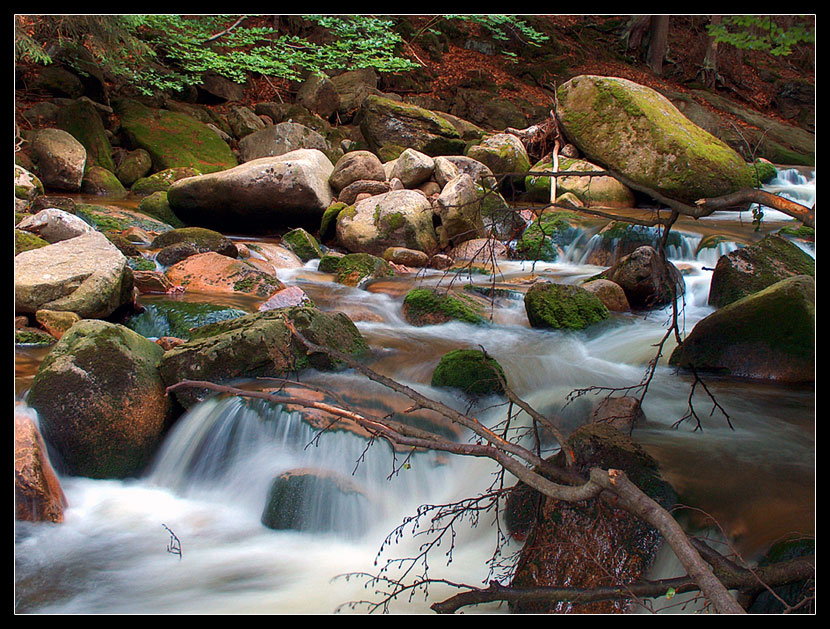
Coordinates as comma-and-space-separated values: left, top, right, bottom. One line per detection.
14, 168, 815, 614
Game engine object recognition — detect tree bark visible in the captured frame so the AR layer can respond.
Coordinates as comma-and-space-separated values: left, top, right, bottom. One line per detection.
647, 15, 670, 76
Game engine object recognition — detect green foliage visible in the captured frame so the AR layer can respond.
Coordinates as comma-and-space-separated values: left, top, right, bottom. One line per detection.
16, 15, 420, 96
707, 16, 815, 56
444, 15, 549, 47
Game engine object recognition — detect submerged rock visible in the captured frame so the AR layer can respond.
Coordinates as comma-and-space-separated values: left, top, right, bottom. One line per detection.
159, 306, 369, 408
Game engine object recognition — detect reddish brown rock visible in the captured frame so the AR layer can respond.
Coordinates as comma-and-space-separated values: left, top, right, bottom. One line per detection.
165, 252, 285, 300
15, 408, 67, 523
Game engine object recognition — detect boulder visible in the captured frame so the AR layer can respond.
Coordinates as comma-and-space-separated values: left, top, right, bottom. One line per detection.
669, 275, 815, 384
26, 320, 172, 479
333, 253, 395, 287
237, 122, 330, 163
434, 173, 488, 248
581, 279, 631, 312
359, 95, 465, 157
280, 227, 322, 262
390, 148, 435, 188
35, 309, 81, 340
164, 252, 284, 300
113, 98, 237, 174
515, 210, 582, 262
151, 227, 238, 259
556, 75, 755, 204
15, 407, 68, 523
708, 234, 816, 308
130, 166, 201, 197
160, 307, 369, 409
402, 287, 488, 327
261, 468, 369, 534
336, 189, 438, 256
441, 155, 498, 190
56, 98, 116, 172
596, 245, 685, 311
524, 282, 609, 330
167, 149, 335, 232
258, 286, 314, 311
329, 150, 386, 192
81, 165, 128, 197
127, 299, 247, 341
14, 231, 134, 319
116, 148, 153, 187
465, 133, 531, 180
507, 422, 676, 613
16, 208, 95, 243
28, 128, 87, 191
226, 105, 266, 139
382, 247, 430, 268
337, 180, 392, 205
296, 72, 341, 119
431, 348, 506, 397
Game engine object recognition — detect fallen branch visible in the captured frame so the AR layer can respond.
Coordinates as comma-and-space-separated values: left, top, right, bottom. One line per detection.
694, 188, 814, 227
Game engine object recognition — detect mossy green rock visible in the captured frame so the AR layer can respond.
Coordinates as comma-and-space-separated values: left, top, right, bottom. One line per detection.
151, 227, 237, 258
81, 165, 128, 197
524, 282, 609, 330
282, 228, 323, 262
26, 320, 172, 479
556, 75, 755, 204
57, 98, 116, 172
669, 275, 815, 383
261, 469, 369, 533
137, 191, 185, 228
159, 306, 369, 409
131, 167, 201, 196
431, 349, 506, 396
516, 211, 582, 262
708, 234, 815, 308
113, 98, 237, 174
402, 287, 487, 326
334, 253, 395, 287
15, 229, 49, 256
359, 95, 465, 157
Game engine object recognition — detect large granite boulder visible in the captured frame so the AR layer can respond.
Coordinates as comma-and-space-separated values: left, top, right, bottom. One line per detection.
28, 128, 87, 192
237, 122, 330, 163
329, 150, 386, 192
670, 275, 815, 383
26, 320, 173, 479
434, 173, 488, 248
556, 75, 755, 205
167, 149, 335, 232
113, 98, 237, 174
708, 234, 816, 308
14, 231, 134, 319
335, 189, 438, 256
465, 133, 531, 180
359, 95, 466, 158
160, 306, 369, 409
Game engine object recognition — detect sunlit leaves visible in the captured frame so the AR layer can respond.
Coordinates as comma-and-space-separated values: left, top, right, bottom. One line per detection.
706, 15, 815, 56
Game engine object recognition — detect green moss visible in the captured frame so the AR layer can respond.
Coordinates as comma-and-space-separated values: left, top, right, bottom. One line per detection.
15, 328, 56, 345
516, 211, 581, 261
524, 282, 609, 330
320, 202, 347, 240
137, 191, 185, 228
402, 287, 487, 326
334, 253, 394, 287
431, 348, 506, 396
282, 228, 322, 262
15, 229, 49, 255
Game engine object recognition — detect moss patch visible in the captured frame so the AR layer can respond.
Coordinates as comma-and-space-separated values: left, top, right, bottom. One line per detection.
402, 287, 487, 326
431, 348, 506, 396
524, 282, 609, 330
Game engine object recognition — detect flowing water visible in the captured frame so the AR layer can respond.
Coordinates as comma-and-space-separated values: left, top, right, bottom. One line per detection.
14, 169, 815, 614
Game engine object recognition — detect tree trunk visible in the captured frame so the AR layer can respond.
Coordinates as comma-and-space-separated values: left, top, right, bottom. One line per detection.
701, 15, 723, 87
647, 16, 670, 75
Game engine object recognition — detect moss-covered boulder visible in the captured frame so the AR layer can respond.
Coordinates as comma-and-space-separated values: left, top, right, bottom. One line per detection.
507, 422, 677, 613
137, 191, 185, 228
402, 287, 487, 327
335, 189, 439, 256
26, 320, 172, 479
431, 348, 506, 396
525, 156, 636, 208
524, 282, 609, 330
282, 227, 323, 262
465, 133, 531, 180
708, 234, 816, 308
159, 306, 369, 408
359, 95, 466, 157
56, 98, 115, 172
151, 227, 238, 259
556, 75, 755, 205
319, 201, 348, 242
15, 229, 50, 256
669, 275, 815, 383
261, 468, 369, 534
113, 98, 237, 174
130, 166, 201, 196
116, 148, 153, 187
80, 165, 128, 197
516, 210, 582, 262
75, 203, 173, 236
333, 253, 395, 287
